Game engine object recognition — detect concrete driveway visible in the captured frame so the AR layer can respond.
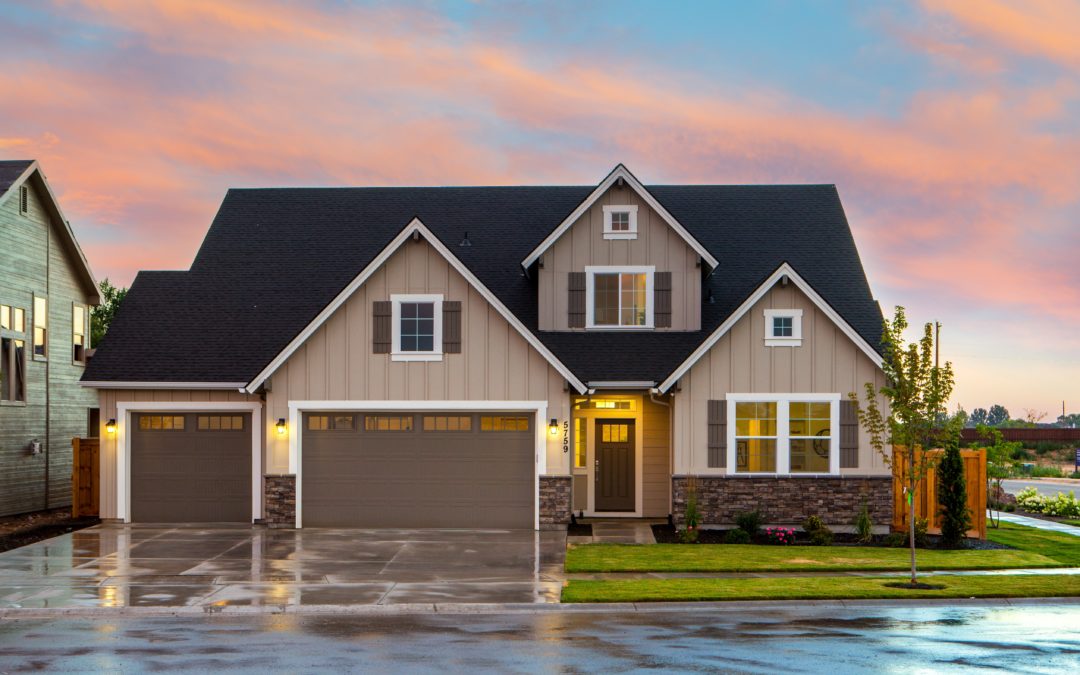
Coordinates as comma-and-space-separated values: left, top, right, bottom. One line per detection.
0, 524, 565, 610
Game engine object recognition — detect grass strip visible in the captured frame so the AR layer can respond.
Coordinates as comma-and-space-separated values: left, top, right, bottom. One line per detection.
987, 522, 1080, 565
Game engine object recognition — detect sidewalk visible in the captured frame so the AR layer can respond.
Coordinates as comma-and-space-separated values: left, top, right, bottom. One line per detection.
996, 512, 1080, 537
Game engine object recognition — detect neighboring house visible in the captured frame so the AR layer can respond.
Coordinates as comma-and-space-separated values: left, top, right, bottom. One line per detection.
0, 160, 102, 517
83, 164, 889, 530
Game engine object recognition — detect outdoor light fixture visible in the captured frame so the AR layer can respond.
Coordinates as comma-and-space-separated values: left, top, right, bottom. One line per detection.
105, 419, 117, 435
549, 418, 558, 436
276, 418, 287, 436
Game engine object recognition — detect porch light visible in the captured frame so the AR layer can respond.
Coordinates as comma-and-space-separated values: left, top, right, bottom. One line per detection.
276, 418, 288, 436
105, 419, 117, 435
549, 418, 558, 436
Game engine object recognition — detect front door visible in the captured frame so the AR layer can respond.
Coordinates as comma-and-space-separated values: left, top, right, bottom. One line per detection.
595, 419, 635, 512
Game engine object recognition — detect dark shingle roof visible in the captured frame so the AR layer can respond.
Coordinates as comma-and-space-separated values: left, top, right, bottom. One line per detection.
84, 184, 882, 386
0, 160, 33, 197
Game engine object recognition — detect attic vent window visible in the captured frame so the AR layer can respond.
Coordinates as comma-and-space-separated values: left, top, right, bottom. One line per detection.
764, 309, 803, 347
19, 186, 28, 215
602, 205, 638, 240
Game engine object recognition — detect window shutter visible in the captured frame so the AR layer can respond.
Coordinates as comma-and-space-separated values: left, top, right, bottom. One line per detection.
654, 271, 672, 328
840, 399, 859, 468
442, 301, 462, 353
372, 301, 392, 354
707, 399, 727, 468
568, 272, 586, 328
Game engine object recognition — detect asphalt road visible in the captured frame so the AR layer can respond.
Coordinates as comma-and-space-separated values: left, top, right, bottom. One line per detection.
1002, 479, 1080, 498
2, 603, 1079, 673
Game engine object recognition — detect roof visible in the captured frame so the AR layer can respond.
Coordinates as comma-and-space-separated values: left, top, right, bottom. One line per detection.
0, 160, 34, 196
83, 181, 883, 386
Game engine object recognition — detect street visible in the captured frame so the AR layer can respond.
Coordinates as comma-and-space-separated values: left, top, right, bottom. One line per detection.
1002, 479, 1080, 498
2, 603, 1078, 673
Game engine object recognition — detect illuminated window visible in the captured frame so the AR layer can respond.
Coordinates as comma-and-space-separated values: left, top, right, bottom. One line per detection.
72, 305, 87, 363
600, 423, 630, 443
422, 415, 472, 431
308, 415, 356, 431
138, 415, 186, 431
197, 415, 245, 431
789, 402, 831, 473
33, 297, 47, 358
602, 205, 638, 239
574, 417, 587, 468
586, 267, 653, 328
735, 402, 777, 472
480, 416, 529, 432
364, 415, 414, 431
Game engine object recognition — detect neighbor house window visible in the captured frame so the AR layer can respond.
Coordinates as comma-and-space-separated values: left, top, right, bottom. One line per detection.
1, 305, 25, 332
585, 266, 654, 328
764, 309, 803, 347
573, 417, 587, 468
0, 338, 26, 403
33, 297, 47, 358
727, 395, 839, 474
391, 294, 442, 361
72, 304, 87, 364
602, 205, 638, 239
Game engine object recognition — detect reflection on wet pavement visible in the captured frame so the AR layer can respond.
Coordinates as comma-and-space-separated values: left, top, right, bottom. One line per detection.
0, 525, 566, 609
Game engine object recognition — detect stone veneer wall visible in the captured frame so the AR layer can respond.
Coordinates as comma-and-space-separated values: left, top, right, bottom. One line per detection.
539, 476, 572, 530
263, 474, 296, 528
672, 476, 892, 528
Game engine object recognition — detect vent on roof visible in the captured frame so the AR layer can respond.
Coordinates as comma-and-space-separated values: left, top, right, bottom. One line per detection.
459, 231, 472, 247
18, 185, 28, 215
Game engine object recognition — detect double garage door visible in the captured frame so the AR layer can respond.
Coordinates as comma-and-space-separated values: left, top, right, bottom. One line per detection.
301, 411, 534, 529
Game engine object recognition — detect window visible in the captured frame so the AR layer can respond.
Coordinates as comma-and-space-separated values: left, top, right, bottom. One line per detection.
602, 205, 638, 239
197, 415, 245, 431
307, 415, 355, 431
601, 423, 630, 443
73, 304, 87, 364
573, 417, 587, 468
422, 415, 472, 431
391, 294, 442, 361
585, 266, 654, 329
764, 309, 803, 347
33, 297, 47, 358
0, 338, 26, 402
480, 416, 529, 432
19, 186, 28, 215
138, 415, 185, 430
364, 415, 414, 431
573, 398, 635, 411
727, 396, 839, 474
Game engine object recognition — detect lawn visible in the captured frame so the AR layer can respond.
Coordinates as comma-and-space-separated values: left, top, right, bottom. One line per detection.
986, 521, 1080, 565
561, 574, 1080, 603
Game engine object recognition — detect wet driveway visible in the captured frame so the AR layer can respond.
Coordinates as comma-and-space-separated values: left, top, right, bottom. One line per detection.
0, 525, 565, 609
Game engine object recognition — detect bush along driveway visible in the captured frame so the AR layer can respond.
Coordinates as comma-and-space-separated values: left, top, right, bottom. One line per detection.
561, 522, 1080, 603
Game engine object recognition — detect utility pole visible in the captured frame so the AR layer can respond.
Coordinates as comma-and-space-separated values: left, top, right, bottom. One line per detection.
934, 322, 941, 369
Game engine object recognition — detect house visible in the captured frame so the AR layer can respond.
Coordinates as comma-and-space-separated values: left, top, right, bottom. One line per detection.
82, 165, 890, 530
0, 160, 102, 517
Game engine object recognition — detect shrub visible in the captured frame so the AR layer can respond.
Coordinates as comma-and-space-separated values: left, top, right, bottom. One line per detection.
915, 517, 929, 548
723, 528, 750, 545
1071, 471, 1080, 480
853, 502, 874, 544
680, 483, 700, 543
1029, 465, 1066, 478
885, 532, 907, 548
1014, 487, 1080, 518
735, 510, 763, 537
802, 515, 833, 546
937, 437, 971, 548
763, 527, 796, 545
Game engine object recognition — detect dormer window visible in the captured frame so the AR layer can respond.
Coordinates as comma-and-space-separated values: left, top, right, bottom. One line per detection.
603, 205, 638, 240
585, 266, 654, 329
764, 309, 803, 347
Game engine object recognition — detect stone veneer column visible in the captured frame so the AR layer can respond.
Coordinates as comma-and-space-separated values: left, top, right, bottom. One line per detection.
263, 474, 296, 528
539, 475, 572, 530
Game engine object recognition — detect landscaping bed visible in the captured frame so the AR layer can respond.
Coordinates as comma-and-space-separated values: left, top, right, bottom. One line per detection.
0, 508, 99, 553
651, 523, 1009, 550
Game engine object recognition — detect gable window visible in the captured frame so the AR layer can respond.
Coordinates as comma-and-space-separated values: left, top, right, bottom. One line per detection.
33, 296, 47, 358
391, 294, 442, 362
727, 394, 840, 475
764, 309, 803, 347
585, 266, 654, 329
72, 304, 87, 364
602, 205, 638, 240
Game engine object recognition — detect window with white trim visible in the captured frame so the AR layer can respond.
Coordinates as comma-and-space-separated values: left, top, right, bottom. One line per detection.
391, 294, 442, 361
727, 395, 840, 475
602, 205, 638, 239
764, 309, 803, 346
0, 306, 27, 403
585, 266, 654, 329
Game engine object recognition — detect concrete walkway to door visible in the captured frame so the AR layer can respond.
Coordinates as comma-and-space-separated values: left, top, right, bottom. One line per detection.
0, 524, 565, 611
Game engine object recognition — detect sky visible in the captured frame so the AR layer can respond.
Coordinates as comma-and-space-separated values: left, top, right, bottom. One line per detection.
1, 0, 1078, 418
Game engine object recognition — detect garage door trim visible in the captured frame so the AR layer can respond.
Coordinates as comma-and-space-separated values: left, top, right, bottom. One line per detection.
115, 401, 263, 523
288, 400, 549, 530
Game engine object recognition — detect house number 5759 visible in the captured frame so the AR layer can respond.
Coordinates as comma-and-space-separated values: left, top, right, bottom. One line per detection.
562, 420, 570, 454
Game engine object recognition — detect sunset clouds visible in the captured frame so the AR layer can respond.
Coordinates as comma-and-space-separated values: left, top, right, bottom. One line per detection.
1, 0, 1077, 414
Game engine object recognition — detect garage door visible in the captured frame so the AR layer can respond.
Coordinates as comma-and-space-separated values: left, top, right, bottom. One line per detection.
302, 412, 534, 528
130, 412, 252, 522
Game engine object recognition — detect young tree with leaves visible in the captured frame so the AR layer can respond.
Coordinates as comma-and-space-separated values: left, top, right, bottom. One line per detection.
974, 424, 1020, 528
986, 404, 1010, 427
853, 306, 961, 586
937, 435, 971, 548
90, 278, 128, 347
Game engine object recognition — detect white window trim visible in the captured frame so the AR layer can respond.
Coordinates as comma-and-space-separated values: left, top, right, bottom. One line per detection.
390, 293, 443, 362
602, 204, 639, 240
764, 308, 803, 347
726, 393, 840, 476
584, 265, 655, 330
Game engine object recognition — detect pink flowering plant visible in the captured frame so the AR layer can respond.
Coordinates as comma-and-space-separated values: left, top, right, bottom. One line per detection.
764, 527, 796, 545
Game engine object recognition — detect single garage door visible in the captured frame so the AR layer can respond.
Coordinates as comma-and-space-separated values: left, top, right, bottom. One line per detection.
130, 412, 252, 522
302, 412, 534, 528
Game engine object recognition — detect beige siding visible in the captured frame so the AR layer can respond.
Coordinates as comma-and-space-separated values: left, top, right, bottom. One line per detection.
642, 393, 672, 517
672, 283, 888, 476
264, 236, 570, 475
538, 183, 701, 331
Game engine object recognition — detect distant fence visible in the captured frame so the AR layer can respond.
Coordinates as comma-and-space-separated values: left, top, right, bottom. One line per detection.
960, 428, 1080, 444
892, 447, 987, 539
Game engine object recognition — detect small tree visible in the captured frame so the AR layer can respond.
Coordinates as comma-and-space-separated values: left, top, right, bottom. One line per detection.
975, 424, 1021, 528
852, 306, 960, 586
90, 278, 128, 347
937, 435, 971, 548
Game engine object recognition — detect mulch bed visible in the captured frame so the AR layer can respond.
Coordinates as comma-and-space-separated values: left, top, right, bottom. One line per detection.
650, 524, 1011, 550
567, 521, 593, 537
0, 508, 100, 553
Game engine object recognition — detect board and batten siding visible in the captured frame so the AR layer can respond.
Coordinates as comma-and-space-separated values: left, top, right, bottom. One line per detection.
672, 282, 888, 476
264, 236, 570, 476
0, 179, 99, 516
642, 393, 672, 517
537, 183, 701, 331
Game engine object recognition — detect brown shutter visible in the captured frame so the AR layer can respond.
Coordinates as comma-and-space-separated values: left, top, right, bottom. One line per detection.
372, 301, 392, 354
442, 301, 462, 353
840, 399, 859, 468
654, 271, 672, 328
568, 272, 586, 328
707, 400, 727, 468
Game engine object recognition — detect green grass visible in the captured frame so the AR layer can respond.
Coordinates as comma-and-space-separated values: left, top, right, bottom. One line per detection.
1063, 520, 1080, 528
561, 574, 1080, 603
987, 521, 1080, 565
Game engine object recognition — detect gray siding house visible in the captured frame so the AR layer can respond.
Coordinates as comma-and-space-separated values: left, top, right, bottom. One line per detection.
0, 160, 101, 516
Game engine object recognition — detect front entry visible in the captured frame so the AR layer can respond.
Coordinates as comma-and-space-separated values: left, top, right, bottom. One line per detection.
595, 419, 635, 511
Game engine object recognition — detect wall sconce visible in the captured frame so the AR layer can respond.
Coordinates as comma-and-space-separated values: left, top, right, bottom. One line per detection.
549, 418, 558, 436
276, 418, 288, 436
105, 419, 117, 435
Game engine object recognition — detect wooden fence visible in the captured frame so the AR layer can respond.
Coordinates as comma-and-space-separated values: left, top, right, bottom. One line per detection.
892, 447, 986, 539
71, 437, 99, 518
